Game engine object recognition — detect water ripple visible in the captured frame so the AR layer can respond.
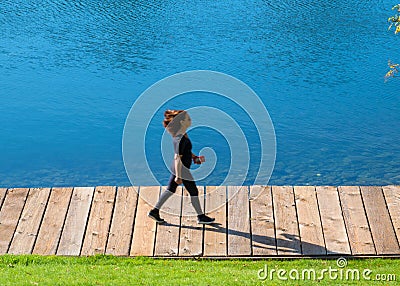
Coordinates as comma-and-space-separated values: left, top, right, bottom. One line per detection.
0, 0, 399, 186
0, 0, 170, 73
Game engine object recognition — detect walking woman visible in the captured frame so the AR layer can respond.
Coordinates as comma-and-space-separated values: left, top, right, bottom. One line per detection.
148, 110, 215, 224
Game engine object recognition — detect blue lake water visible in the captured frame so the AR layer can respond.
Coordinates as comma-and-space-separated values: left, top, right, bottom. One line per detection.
1, 0, 399, 187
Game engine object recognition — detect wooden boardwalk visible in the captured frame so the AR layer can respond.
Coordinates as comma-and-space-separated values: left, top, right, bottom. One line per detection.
0, 186, 399, 258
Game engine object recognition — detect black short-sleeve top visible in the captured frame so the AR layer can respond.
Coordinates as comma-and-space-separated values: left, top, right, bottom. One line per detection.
173, 134, 192, 168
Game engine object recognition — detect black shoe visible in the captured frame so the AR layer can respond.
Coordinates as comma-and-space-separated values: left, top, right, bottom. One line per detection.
197, 214, 215, 225
148, 209, 165, 223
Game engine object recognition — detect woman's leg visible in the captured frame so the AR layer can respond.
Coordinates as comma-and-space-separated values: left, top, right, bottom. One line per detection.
182, 179, 215, 224
154, 174, 177, 210
182, 179, 203, 215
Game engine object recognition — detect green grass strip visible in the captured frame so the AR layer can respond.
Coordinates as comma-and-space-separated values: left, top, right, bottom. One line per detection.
0, 255, 399, 285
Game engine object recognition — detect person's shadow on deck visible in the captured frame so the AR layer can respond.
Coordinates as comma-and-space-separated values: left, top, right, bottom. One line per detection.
162, 221, 336, 256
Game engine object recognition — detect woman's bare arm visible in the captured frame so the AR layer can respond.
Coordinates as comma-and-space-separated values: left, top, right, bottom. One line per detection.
174, 154, 183, 184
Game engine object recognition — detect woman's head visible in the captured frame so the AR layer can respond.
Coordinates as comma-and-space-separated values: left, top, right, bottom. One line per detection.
163, 109, 191, 136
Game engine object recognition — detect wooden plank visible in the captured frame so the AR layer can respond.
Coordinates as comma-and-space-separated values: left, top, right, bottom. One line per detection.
294, 186, 326, 255
249, 185, 276, 255
81, 186, 116, 256
154, 186, 182, 256
227, 186, 251, 256
57, 187, 94, 256
383, 185, 400, 248
316, 186, 351, 255
272, 186, 301, 255
0, 188, 29, 254
106, 186, 138, 256
361, 186, 400, 255
203, 186, 227, 256
33, 188, 73, 255
338, 186, 375, 255
179, 186, 204, 256
8, 188, 51, 254
0, 188, 7, 209
130, 186, 160, 256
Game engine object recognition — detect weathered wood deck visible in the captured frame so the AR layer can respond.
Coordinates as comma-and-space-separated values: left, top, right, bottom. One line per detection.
0, 186, 399, 258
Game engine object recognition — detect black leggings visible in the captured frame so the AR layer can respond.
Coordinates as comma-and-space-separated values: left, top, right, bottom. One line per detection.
167, 174, 199, 197
155, 174, 203, 215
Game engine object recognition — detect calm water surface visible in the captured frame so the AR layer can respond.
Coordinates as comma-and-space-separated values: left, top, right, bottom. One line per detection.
0, 0, 399, 187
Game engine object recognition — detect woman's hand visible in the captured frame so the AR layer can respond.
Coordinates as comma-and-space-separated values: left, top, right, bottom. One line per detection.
175, 177, 183, 185
191, 153, 198, 164
192, 153, 205, 164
